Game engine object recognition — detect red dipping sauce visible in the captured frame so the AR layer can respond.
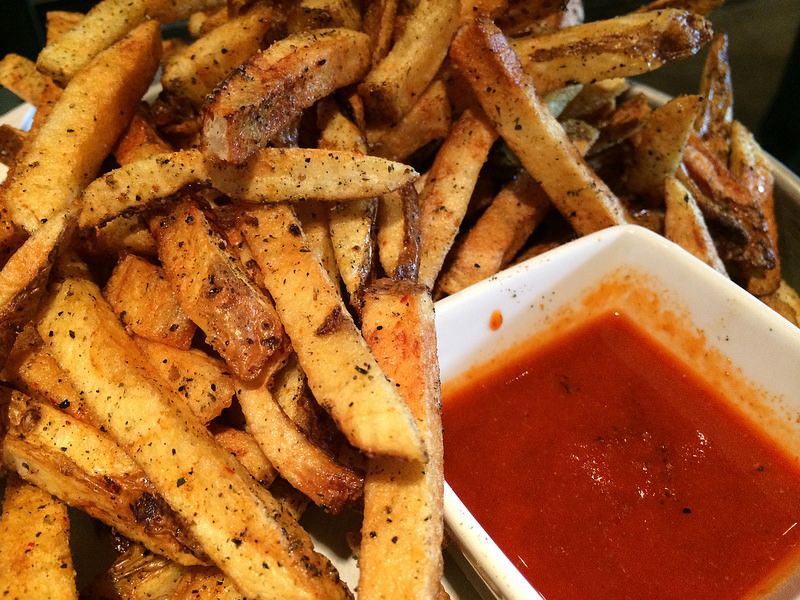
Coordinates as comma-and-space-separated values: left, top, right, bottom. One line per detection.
443, 311, 800, 600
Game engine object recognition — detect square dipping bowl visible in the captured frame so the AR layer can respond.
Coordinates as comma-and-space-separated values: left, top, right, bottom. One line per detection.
435, 224, 800, 600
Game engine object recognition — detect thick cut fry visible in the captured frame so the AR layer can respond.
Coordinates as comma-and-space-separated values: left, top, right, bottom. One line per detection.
105, 254, 197, 350
242, 204, 425, 461
294, 201, 342, 286
211, 426, 277, 486
560, 78, 628, 120
591, 92, 651, 155
136, 337, 237, 423
144, 0, 226, 22
288, 0, 362, 32
730, 120, 780, 295
79, 148, 417, 228
664, 175, 726, 274
46, 11, 84, 44
511, 10, 712, 93
0, 475, 77, 600
498, 0, 583, 37
83, 214, 158, 257
626, 95, 702, 199
363, 0, 398, 65
359, 0, 459, 123
114, 107, 174, 166
450, 18, 627, 235
204, 29, 370, 163
367, 79, 452, 162
187, 7, 229, 37
562, 118, 600, 156
152, 200, 289, 381
377, 183, 420, 280
3, 394, 205, 565
238, 384, 364, 513
359, 281, 443, 600
5, 21, 161, 233
36, 277, 351, 599
270, 355, 314, 433
170, 567, 244, 599
162, 4, 278, 107
417, 108, 497, 289
438, 172, 551, 295
0, 54, 62, 107
89, 544, 186, 600
0, 124, 26, 167
36, 0, 147, 84
695, 33, 733, 165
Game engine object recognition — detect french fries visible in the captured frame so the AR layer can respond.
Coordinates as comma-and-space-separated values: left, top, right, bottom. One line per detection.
0, 54, 62, 108
695, 33, 733, 164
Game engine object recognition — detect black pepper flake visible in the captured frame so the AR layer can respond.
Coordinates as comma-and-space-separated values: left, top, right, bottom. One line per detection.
68, 330, 76, 339
232, 538, 242, 547
288, 223, 302, 236
391, 536, 398, 544
177, 477, 186, 487
57, 399, 70, 410
682, 507, 692, 514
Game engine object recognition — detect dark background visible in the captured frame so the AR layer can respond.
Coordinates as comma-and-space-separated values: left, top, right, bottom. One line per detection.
0, 0, 798, 172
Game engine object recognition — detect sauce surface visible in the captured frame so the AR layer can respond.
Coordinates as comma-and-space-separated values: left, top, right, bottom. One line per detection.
443, 312, 800, 600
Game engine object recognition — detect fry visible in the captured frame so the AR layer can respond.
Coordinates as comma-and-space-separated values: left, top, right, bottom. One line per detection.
761, 281, 800, 327
5, 21, 161, 233
359, 0, 459, 123
695, 33, 734, 165
590, 92, 651, 155
46, 11, 84, 44
89, 544, 186, 600
288, 0, 362, 32
144, 0, 226, 23
36, 276, 351, 598
417, 108, 497, 289
0, 474, 77, 600
170, 567, 243, 599
294, 201, 342, 286
450, 17, 627, 235
511, 10, 712, 93
242, 204, 425, 461
204, 28, 371, 163
211, 426, 277, 486
362, 0, 398, 65
359, 280, 443, 599
114, 106, 173, 165
560, 78, 628, 120
377, 182, 420, 280
187, 7, 229, 37
0, 54, 62, 107
0, 124, 26, 167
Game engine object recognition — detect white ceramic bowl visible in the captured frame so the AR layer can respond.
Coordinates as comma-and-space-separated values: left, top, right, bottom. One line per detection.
435, 224, 800, 600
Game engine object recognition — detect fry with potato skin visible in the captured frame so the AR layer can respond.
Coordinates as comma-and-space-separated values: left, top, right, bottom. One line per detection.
36, 276, 352, 599
211, 426, 278, 486
242, 204, 425, 462
45, 11, 84, 44
450, 17, 627, 235
144, 0, 225, 23
362, 0, 397, 66
88, 543, 186, 600
0, 474, 77, 600
204, 28, 371, 163
0, 54, 62, 107
5, 21, 161, 233
695, 33, 733, 164
377, 182, 420, 281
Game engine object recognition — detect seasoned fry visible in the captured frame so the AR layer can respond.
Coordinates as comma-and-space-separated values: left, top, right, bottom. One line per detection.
0, 124, 26, 167
626, 95, 702, 199
590, 92, 651, 155
104, 254, 197, 350
0, 474, 77, 600
417, 108, 497, 289
450, 18, 627, 235
5, 21, 161, 233
377, 183, 420, 280
511, 10, 712, 93
46, 11, 84, 44
438, 172, 551, 295
242, 204, 425, 461
80, 148, 416, 228
695, 33, 733, 165
89, 544, 186, 600
144, 0, 226, 23
162, 4, 278, 107
204, 28, 371, 163
211, 426, 277, 486
664, 175, 727, 274
359, 280, 443, 600
363, 0, 398, 65
152, 199, 289, 381
114, 106, 174, 166
187, 7, 229, 37
560, 78, 628, 120
82, 214, 158, 258
359, 0, 459, 123
3, 393, 205, 565
498, 0, 583, 37
0, 54, 62, 107
36, 276, 351, 598
170, 567, 244, 599
288, 0, 362, 32
36, 0, 147, 84
562, 119, 600, 156
294, 201, 342, 286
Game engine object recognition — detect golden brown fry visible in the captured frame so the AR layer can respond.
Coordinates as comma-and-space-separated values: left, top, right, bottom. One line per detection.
359, 0, 459, 123
695, 33, 733, 165
3, 394, 205, 565
36, 0, 147, 84
363, 0, 398, 65
0, 474, 77, 600
162, 4, 278, 107
367, 79, 452, 162
144, 0, 226, 22
288, 0, 362, 33
89, 543, 186, 600
5, 21, 161, 233
542, 83, 584, 118
270, 355, 313, 432
634, 0, 724, 15
36, 276, 351, 598
562, 118, 600, 155
450, 18, 627, 235
438, 172, 551, 295
0, 124, 26, 167
152, 199, 289, 381
294, 201, 342, 286
114, 106, 173, 166
591, 92, 651, 155
560, 78, 628, 121
169, 567, 244, 599
204, 28, 370, 163
664, 175, 727, 274
626, 95, 702, 199
511, 10, 712, 93
0, 54, 62, 107
377, 183, 420, 280
211, 426, 277, 486
187, 6, 228, 37
497, 0, 582, 37
83, 215, 158, 258
104, 254, 197, 350
242, 204, 425, 461
45, 11, 84, 44
359, 280, 443, 600
417, 108, 497, 289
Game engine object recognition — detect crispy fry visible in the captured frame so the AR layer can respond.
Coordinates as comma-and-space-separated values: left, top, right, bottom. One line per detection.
498, 0, 582, 37
0, 54, 62, 107
162, 4, 278, 107
204, 28, 370, 163
450, 18, 627, 235
560, 78, 628, 121
36, 276, 351, 598
0, 124, 26, 167
187, 6, 229, 37
270, 355, 314, 433
695, 33, 733, 164
0, 474, 77, 600
114, 106, 174, 166
590, 92, 651, 155
82, 214, 158, 258
377, 182, 420, 280
152, 199, 289, 381
104, 254, 197, 350
242, 204, 425, 461
89, 544, 186, 600
562, 118, 600, 155
144, 0, 226, 23
46, 11, 84, 44
359, 0, 459, 123
170, 567, 244, 599
294, 201, 343, 286
417, 108, 497, 289
363, 0, 398, 65
288, 0, 362, 32
5, 21, 161, 233
438, 172, 551, 295
211, 426, 277, 486
511, 10, 712, 93
359, 280, 443, 599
